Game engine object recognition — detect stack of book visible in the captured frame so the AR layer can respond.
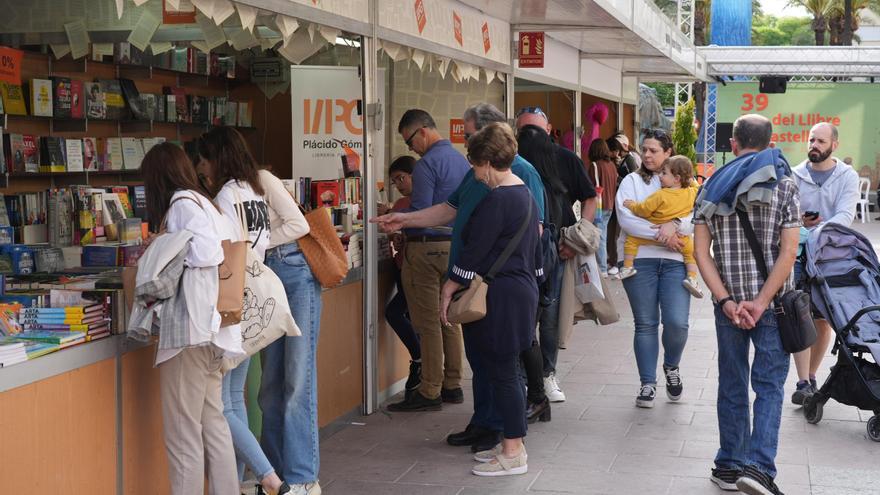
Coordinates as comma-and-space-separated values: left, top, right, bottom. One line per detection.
0, 340, 27, 367
19, 303, 110, 342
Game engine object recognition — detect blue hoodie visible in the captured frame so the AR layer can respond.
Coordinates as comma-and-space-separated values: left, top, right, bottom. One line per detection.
695, 147, 791, 219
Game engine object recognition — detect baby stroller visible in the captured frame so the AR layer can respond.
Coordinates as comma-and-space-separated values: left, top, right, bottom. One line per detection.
802, 222, 880, 441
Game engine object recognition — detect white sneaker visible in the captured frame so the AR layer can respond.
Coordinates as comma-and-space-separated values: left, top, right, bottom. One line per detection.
608, 266, 620, 278
288, 482, 321, 495
544, 373, 566, 402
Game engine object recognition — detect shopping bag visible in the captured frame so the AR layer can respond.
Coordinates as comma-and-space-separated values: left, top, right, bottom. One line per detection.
574, 253, 604, 303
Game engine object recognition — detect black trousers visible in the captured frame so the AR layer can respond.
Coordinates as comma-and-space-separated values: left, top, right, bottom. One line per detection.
485, 352, 527, 439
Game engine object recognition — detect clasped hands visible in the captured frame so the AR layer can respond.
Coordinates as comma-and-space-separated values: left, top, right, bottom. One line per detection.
721, 299, 769, 330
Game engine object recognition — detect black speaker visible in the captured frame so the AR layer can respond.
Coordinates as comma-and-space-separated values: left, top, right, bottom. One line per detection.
759, 76, 787, 94
716, 123, 733, 152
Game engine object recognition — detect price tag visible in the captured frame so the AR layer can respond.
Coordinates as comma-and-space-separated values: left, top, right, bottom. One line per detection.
0, 45, 23, 85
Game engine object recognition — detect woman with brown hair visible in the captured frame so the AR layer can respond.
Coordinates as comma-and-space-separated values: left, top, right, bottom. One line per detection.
439, 122, 543, 477
142, 142, 242, 495
197, 127, 294, 495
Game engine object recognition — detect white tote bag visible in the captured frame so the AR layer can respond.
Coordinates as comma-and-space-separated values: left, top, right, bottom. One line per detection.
223, 193, 301, 371
574, 253, 605, 304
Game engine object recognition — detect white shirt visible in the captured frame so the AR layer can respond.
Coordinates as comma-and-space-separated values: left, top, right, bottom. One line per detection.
615, 173, 694, 262
215, 179, 272, 260
259, 169, 310, 250
155, 189, 244, 366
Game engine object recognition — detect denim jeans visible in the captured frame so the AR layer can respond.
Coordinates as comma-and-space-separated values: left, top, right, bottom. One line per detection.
260, 243, 322, 484
386, 270, 420, 360
464, 328, 503, 432
621, 258, 691, 385
222, 357, 274, 481
594, 210, 612, 274
714, 307, 789, 478
539, 260, 565, 376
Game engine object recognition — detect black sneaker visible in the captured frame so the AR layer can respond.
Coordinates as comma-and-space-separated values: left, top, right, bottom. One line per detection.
663, 365, 683, 401
810, 378, 818, 394
404, 361, 421, 400
387, 390, 441, 412
710, 467, 742, 491
441, 387, 464, 404
736, 465, 784, 495
636, 384, 656, 408
791, 381, 813, 406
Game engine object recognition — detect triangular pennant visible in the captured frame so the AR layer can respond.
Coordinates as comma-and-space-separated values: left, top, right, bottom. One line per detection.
212, 0, 236, 24
236, 3, 257, 32
319, 26, 339, 45
191, 0, 215, 19
275, 15, 300, 46
411, 49, 426, 70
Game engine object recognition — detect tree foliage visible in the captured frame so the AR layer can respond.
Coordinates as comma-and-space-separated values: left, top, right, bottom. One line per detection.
752, 15, 815, 45
644, 82, 675, 109
672, 99, 698, 165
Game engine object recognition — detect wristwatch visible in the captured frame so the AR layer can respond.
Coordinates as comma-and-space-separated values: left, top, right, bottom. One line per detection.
716, 296, 735, 307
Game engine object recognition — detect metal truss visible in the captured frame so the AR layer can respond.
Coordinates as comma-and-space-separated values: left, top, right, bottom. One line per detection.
701, 46, 880, 77
702, 83, 717, 165
674, 0, 695, 113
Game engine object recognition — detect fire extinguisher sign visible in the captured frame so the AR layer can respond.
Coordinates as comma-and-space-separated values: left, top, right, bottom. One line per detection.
518, 32, 545, 69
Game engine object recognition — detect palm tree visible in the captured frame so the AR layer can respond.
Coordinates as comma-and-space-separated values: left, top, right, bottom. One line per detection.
789, 0, 833, 45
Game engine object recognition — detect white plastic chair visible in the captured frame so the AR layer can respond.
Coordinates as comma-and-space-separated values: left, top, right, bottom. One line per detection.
857, 177, 871, 223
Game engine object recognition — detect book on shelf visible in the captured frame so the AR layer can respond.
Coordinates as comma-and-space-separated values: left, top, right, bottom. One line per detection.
102, 192, 127, 225
52, 77, 72, 119
312, 180, 341, 207
70, 79, 84, 119
4, 133, 25, 173
119, 78, 147, 120
0, 127, 6, 175
141, 137, 165, 155
190, 95, 209, 124
85, 82, 106, 119
15, 329, 86, 345
171, 46, 188, 72
82, 137, 99, 171
28, 79, 53, 117
47, 189, 74, 247
99, 79, 128, 120
0, 194, 11, 226
225, 101, 238, 126
40, 137, 66, 173
166, 87, 189, 123
238, 101, 252, 127
109, 186, 134, 217
120, 137, 144, 170
22, 135, 40, 173
22, 303, 104, 315
104, 137, 124, 171
0, 82, 27, 115
131, 185, 147, 221
65, 139, 84, 172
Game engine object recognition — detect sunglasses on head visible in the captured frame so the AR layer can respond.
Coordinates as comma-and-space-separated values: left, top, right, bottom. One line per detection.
515, 106, 547, 119
643, 128, 669, 140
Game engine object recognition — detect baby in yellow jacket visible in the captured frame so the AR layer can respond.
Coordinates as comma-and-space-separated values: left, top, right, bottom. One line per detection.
621, 155, 703, 298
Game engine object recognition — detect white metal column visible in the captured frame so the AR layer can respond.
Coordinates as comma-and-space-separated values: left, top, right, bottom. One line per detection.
674, 0, 695, 113
361, 0, 380, 415
574, 57, 582, 157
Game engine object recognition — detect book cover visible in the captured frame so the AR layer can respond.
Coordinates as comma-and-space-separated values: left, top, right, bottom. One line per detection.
15, 330, 86, 345
119, 78, 147, 120
165, 94, 177, 122
120, 137, 144, 170
140, 137, 165, 155
166, 87, 189, 123
171, 46, 188, 72
47, 189, 74, 247
137, 94, 157, 121
113, 42, 132, 64
52, 77, 72, 119
85, 82, 106, 119
0, 194, 10, 226
81, 244, 118, 267
105, 138, 124, 171
132, 185, 147, 221
65, 139, 84, 172
29, 79, 54, 117
238, 101, 252, 127
191, 95, 209, 124
155, 94, 166, 122
82, 138, 98, 171
102, 193, 127, 225
213, 96, 227, 125
225, 101, 238, 126
311, 181, 341, 207
0, 82, 27, 115
110, 186, 134, 217
39, 137, 66, 173
22, 135, 40, 173
70, 79, 84, 119
99, 79, 128, 120
20, 314, 106, 325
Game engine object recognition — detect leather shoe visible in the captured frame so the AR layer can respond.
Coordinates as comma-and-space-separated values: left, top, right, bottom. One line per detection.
447, 424, 489, 446
441, 387, 464, 404
470, 430, 502, 453
526, 397, 551, 424
387, 390, 441, 412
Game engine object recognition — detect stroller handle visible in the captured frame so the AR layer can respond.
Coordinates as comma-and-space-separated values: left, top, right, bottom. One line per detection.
840, 305, 880, 336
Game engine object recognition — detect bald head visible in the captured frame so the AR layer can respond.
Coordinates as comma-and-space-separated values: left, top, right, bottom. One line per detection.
808, 122, 839, 165
515, 112, 551, 134
732, 114, 773, 154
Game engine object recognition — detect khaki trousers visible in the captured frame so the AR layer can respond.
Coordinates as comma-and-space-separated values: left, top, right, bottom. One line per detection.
402, 240, 464, 399
159, 345, 239, 495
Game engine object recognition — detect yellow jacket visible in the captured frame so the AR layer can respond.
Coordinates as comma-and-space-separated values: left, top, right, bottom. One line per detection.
627, 185, 698, 224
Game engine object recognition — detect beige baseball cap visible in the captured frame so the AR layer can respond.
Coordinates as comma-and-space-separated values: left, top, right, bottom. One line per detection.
615, 134, 630, 148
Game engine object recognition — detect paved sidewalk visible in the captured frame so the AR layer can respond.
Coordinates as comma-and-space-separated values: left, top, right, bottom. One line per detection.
319, 221, 880, 494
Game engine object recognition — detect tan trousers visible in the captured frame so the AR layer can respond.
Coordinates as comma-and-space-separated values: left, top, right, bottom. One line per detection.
402, 241, 464, 399
159, 345, 239, 495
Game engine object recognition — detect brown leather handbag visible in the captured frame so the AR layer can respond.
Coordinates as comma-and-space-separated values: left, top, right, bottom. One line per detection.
298, 205, 349, 288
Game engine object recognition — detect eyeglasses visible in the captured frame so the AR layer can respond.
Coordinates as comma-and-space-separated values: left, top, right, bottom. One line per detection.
404, 126, 426, 148
464, 132, 472, 141
390, 174, 409, 185
515, 106, 547, 119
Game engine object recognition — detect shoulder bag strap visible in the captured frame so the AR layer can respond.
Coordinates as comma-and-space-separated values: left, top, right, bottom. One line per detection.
486, 198, 533, 282
161, 193, 204, 230
735, 207, 779, 306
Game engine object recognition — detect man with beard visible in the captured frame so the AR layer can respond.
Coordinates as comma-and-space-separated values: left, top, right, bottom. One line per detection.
789, 122, 860, 405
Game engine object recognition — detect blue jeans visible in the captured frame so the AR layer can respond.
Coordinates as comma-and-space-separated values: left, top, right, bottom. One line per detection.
222, 357, 274, 481
260, 243, 322, 484
539, 261, 565, 376
594, 210, 612, 274
464, 329, 503, 432
622, 258, 690, 385
714, 307, 789, 478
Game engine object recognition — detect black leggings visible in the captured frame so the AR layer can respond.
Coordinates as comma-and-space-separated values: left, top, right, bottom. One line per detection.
385, 271, 421, 360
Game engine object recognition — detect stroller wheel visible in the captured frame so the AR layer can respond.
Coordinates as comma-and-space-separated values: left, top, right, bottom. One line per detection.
868, 416, 880, 442
804, 396, 823, 424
